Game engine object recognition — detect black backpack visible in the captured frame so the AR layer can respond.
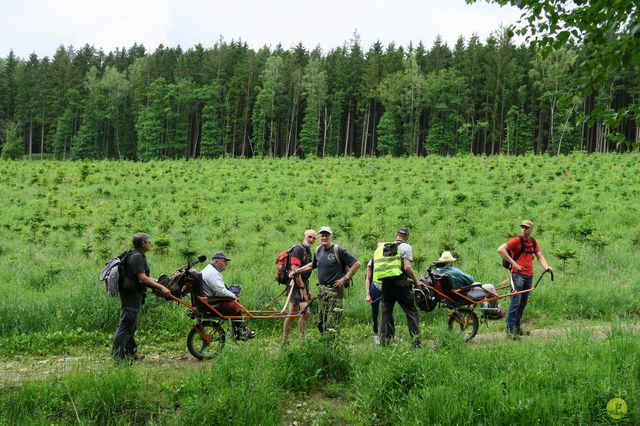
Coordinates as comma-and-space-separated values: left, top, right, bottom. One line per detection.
502, 236, 537, 270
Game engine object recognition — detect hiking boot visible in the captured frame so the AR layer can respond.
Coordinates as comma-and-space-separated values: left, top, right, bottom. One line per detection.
235, 327, 256, 341
517, 327, 531, 336
506, 329, 520, 340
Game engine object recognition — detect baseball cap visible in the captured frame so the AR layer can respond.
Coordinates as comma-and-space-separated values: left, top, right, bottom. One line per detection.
211, 252, 231, 261
397, 226, 410, 236
318, 226, 333, 235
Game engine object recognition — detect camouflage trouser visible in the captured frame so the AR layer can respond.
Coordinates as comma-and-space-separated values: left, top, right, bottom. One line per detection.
316, 285, 344, 334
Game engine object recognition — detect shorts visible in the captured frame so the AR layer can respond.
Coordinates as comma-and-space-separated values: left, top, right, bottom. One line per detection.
289, 283, 310, 306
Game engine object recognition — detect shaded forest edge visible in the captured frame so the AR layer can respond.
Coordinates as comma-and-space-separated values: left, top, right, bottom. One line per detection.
0, 30, 638, 160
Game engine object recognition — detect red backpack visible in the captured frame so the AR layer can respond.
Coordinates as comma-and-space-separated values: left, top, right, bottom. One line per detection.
275, 244, 303, 284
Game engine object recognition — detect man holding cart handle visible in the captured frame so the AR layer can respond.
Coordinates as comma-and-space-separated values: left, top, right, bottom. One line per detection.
498, 220, 553, 340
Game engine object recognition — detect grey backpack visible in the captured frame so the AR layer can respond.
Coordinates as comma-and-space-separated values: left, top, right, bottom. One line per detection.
100, 250, 133, 296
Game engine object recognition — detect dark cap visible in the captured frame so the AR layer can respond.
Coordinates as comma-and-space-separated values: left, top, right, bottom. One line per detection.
212, 252, 231, 261
397, 227, 410, 236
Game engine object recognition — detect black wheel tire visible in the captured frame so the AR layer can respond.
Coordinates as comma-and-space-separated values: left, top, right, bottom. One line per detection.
415, 288, 437, 312
447, 308, 479, 342
187, 321, 226, 360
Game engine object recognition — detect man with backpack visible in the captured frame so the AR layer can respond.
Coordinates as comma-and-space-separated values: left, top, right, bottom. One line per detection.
112, 232, 172, 362
290, 227, 360, 335
375, 227, 422, 348
498, 220, 553, 340
282, 229, 317, 344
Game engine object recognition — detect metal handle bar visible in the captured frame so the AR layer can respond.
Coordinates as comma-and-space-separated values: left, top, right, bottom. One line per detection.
533, 269, 554, 289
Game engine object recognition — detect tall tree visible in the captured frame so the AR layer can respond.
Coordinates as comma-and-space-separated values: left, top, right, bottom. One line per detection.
425, 69, 471, 155
298, 57, 327, 156
16, 53, 39, 159
135, 78, 166, 160
251, 55, 285, 156
529, 47, 576, 153
52, 89, 82, 159
0, 51, 19, 121
200, 82, 226, 157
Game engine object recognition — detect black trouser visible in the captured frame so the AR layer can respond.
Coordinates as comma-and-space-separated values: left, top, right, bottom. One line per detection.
112, 290, 145, 359
379, 276, 420, 344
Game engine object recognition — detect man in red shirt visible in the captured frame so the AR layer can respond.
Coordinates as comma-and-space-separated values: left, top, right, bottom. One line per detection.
498, 220, 553, 339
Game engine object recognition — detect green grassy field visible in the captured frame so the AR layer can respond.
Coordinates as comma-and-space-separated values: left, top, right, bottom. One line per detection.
0, 154, 639, 424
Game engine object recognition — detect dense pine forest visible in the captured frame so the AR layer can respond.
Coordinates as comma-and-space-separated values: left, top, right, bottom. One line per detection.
0, 29, 638, 160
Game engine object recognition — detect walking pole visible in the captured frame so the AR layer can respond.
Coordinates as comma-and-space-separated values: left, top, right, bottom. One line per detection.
280, 278, 296, 313
262, 286, 288, 309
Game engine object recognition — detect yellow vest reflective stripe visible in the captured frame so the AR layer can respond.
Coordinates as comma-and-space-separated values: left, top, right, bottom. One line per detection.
373, 243, 402, 281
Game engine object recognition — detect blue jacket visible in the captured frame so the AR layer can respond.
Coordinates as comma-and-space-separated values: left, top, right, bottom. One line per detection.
436, 266, 475, 289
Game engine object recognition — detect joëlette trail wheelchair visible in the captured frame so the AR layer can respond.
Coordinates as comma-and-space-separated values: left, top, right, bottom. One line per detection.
159, 256, 310, 360
414, 266, 553, 342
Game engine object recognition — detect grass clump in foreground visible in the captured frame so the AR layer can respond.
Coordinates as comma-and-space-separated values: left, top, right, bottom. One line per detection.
1, 324, 638, 425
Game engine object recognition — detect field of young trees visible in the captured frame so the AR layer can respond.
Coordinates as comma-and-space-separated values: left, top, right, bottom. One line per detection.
0, 154, 638, 424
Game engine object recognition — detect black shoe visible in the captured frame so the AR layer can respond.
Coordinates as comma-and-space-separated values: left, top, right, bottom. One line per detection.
517, 327, 531, 336
235, 327, 256, 341
506, 329, 520, 340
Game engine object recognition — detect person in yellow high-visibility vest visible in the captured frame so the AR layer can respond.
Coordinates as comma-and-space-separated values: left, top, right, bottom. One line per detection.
375, 227, 422, 348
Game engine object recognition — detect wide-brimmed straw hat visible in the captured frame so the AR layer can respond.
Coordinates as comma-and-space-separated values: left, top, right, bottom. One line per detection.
438, 251, 456, 263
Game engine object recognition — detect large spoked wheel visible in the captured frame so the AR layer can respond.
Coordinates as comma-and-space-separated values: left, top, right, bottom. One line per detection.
447, 308, 479, 342
187, 321, 226, 360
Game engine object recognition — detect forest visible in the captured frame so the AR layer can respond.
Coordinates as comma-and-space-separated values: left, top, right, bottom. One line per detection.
0, 28, 638, 160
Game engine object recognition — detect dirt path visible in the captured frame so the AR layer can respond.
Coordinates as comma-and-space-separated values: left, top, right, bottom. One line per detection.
1, 323, 635, 386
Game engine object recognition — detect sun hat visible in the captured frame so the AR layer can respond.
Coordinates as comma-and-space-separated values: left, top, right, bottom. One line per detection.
438, 251, 457, 263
